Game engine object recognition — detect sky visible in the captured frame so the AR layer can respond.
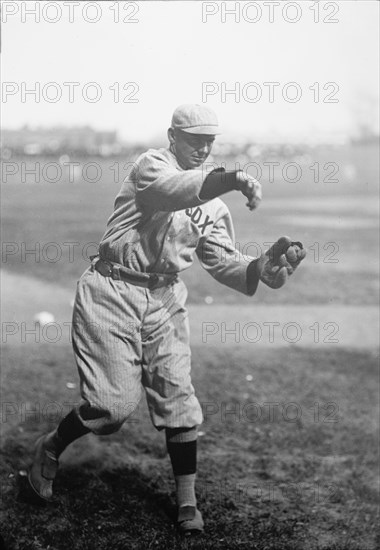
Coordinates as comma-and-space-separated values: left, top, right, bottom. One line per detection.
1, 0, 379, 144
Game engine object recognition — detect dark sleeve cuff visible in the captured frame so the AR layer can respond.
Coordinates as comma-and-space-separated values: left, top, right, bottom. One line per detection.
199, 168, 239, 201
246, 258, 261, 296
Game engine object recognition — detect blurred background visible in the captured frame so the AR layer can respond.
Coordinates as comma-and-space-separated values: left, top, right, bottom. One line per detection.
1, 0, 379, 299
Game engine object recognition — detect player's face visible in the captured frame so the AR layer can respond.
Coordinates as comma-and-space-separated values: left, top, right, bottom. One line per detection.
170, 129, 215, 169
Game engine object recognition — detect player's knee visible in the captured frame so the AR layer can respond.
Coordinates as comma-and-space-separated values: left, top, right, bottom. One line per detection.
78, 400, 139, 435
104, 400, 140, 433
103, 401, 140, 434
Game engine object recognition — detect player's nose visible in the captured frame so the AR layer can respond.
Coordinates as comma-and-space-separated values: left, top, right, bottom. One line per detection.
198, 142, 210, 155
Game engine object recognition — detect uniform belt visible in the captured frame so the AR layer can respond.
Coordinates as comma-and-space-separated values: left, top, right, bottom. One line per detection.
92, 256, 178, 289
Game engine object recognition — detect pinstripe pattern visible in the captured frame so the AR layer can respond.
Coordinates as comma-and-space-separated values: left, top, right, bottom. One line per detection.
71, 146, 257, 435
98, 147, 256, 295
72, 264, 202, 434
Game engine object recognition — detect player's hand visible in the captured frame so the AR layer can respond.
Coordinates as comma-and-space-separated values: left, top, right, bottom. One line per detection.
258, 236, 307, 289
236, 171, 262, 211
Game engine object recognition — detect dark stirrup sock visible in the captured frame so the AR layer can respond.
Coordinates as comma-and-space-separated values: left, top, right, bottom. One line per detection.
53, 409, 91, 455
166, 427, 198, 511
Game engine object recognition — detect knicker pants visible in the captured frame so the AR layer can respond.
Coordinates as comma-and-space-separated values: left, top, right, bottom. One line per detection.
71, 264, 203, 435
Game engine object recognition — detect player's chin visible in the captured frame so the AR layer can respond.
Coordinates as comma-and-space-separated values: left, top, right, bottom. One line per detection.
190, 157, 207, 168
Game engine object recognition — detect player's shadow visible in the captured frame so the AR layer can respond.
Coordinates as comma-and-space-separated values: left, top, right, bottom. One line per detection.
18, 461, 177, 526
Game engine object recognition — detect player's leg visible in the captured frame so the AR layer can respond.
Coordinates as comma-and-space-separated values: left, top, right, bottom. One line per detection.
28, 409, 90, 500
141, 279, 203, 533
71, 268, 144, 435
28, 266, 145, 500
165, 426, 204, 532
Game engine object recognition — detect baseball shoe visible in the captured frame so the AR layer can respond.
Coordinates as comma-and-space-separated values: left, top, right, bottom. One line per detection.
177, 506, 204, 536
28, 431, 60, 501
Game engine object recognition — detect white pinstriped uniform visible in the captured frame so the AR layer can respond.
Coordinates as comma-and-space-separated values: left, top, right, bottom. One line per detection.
72, 147, 256, 434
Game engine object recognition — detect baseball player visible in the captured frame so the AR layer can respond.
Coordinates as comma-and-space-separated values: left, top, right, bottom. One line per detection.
28, 104, 306, 535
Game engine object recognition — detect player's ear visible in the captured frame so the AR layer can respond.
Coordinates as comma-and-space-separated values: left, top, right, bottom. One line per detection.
167, 127, 176, 145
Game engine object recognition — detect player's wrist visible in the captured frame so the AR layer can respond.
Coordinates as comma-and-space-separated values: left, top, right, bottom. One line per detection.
200, 168, 240, 200
223, 169, 241, 190
235, 170, 252, 192
246, 257, 262, 296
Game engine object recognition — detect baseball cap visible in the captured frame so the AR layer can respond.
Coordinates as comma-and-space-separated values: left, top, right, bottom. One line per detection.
171, 104, 221, 135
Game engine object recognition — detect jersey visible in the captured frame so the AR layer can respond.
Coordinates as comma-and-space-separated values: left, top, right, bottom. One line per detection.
98, 147, 256, 295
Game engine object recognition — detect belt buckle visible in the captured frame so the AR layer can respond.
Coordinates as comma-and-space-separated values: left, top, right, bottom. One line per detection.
96, 259, 113, 277
149, 273, 159, 289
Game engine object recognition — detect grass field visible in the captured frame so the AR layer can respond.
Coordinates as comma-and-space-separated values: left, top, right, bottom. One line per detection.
1, 143, 379, 549
1, 143, 379, 305
1, 344, 379, 549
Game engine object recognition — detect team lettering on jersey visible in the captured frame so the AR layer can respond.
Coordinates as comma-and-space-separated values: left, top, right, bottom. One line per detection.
185, 207, 214, 235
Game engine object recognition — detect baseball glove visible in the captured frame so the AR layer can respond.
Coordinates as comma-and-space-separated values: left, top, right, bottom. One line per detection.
258, 236, 306, 289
